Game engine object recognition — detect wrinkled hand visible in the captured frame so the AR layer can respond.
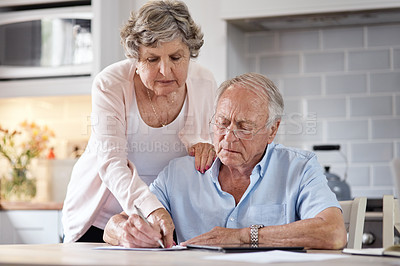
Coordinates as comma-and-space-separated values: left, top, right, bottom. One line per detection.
180, 226, 247, 246
188, 143, 216, 173
103, 208, 175, 248
147, 208, 175, 248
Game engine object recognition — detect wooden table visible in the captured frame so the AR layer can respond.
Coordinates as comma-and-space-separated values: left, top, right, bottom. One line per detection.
0, 243, 398, 266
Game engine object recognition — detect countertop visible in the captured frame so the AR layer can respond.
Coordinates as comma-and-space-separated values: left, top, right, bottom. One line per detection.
0, 201, 63, 210
0, 243, 398, 266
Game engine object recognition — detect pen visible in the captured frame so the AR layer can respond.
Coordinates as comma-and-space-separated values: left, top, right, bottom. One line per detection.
134, 205, 165, 248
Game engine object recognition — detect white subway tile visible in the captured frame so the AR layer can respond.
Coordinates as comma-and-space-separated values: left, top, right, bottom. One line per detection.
327, 120, 368, 140
282, 76, 321, 97
260, 55, 300, 74
346, 166, 370, 187
396, 141, 400, 157
304, 52, 345, 73
372, 165, 394, 186
322, 27, 364, 49
279, 115, 322, 142
370, 72, 400, 93
308, 98, 346, 118
352, 188, 395, 198
247, 33, 275, 54
395, 49, 400, 69
371, 118, 400, 139
247, 57, 257, 72
351, 142, 393, 163
283, 99, 303, 115
348, 50, 390, 70
350, 96, 392, 117
279, 30, 319, 51
368, 24, 400, 47
326, 74, 367, 95
397, 96, 400, 115
395, 95, 400, 115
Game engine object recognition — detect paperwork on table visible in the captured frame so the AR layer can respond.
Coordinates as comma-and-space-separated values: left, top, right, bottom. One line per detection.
94, 245, 186, 251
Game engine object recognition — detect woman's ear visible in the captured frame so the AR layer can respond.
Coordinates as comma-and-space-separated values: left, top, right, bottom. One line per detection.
267, 120, 280, 144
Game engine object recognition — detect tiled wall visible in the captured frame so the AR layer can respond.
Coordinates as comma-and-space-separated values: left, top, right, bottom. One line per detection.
242, 23, 400, 198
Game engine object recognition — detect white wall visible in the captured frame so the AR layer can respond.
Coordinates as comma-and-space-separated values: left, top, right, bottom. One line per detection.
182, 0, 227, 85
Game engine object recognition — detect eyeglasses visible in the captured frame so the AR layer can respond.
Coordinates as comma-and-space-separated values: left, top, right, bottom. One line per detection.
209, 121, 265, 140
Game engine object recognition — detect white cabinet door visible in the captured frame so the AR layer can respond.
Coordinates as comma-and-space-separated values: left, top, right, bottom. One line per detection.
221, 0, 400, 20
0, 210, 62, 244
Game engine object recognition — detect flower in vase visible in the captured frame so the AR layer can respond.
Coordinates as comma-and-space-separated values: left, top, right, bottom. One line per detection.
0, 121, 55, 201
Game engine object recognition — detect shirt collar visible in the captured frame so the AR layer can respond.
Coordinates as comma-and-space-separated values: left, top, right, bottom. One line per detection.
255, 142, 275, 177
209, 157, 221, 183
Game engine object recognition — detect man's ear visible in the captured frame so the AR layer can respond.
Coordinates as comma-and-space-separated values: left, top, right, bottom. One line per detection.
267, 120, 280, 144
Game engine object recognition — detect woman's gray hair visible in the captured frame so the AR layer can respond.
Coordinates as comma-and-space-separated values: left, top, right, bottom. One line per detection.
120, 0, 204, 59
216, 73, 284, 128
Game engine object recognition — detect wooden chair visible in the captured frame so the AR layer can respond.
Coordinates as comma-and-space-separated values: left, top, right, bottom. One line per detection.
382, 158, 400, 248
339, 197, 367, 249
382, 195, 400, 248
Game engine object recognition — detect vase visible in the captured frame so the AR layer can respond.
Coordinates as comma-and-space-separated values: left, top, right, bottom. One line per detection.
0, 167, 37, 201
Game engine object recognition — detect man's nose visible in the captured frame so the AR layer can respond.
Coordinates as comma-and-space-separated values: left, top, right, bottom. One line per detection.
224, 128, 238, 142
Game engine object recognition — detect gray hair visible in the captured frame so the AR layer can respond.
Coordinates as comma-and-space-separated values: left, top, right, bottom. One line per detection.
216, 73, 284, 128
120, 0, 204, 59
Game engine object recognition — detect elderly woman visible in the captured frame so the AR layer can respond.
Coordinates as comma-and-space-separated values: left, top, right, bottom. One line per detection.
62, 0, 217, 247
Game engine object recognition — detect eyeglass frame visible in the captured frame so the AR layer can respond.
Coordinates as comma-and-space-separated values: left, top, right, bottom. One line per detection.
209, 116, 268, 140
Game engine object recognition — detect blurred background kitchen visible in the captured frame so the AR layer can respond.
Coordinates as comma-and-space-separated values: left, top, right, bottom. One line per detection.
0, 0, 399, 245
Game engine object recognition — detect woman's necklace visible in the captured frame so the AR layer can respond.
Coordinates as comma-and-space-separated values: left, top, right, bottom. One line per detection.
146, 89, 167, 127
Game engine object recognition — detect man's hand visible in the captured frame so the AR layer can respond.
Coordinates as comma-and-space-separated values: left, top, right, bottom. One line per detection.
188, 143, 216, 173
103, 208, 175, 248
180, 226, 247, 246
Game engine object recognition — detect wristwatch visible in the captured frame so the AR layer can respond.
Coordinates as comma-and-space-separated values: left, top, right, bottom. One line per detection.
250, 224, 264, 247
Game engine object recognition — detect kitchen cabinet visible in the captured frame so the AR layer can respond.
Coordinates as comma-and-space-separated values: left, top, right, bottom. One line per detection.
0, 76, 93, 98
0, 202, 63, 244
221, 0, 400, 20
0, 210, 62, 244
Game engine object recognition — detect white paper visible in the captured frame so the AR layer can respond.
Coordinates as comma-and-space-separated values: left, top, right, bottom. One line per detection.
94, 245, 187, 251
204, 250, 348, 263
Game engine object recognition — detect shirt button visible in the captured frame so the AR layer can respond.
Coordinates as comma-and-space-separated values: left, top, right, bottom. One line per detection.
230, 217, 235, 221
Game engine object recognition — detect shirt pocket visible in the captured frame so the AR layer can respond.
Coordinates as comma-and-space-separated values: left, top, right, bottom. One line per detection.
247, 204, 287, 226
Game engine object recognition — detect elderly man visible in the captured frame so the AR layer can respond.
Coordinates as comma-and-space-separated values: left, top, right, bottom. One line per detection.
104, 73, 347, 249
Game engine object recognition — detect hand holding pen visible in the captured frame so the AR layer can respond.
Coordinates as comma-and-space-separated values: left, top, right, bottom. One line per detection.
134, 205, 165, 248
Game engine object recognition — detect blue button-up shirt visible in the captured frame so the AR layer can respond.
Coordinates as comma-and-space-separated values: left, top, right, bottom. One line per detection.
149, 142, 340, 243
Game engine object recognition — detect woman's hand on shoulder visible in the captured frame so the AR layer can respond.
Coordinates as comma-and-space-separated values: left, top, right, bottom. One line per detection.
189, 143, 216, 174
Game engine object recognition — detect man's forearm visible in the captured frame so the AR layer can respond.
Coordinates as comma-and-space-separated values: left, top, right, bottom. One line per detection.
258, 208, 347, 249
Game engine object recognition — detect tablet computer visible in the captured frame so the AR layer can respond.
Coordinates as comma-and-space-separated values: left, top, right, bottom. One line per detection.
186, 244, 304, 253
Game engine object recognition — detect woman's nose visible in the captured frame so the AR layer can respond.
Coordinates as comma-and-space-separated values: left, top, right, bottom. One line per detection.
159, 60, 172, 76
